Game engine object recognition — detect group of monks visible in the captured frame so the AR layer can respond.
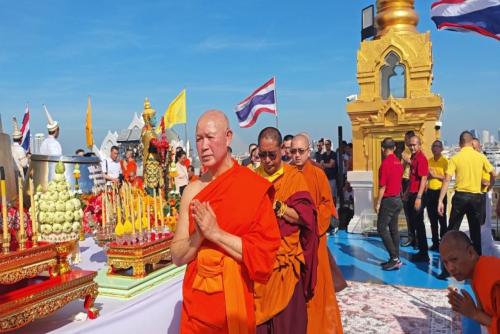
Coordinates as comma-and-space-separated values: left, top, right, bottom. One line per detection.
171, 110, 344, 334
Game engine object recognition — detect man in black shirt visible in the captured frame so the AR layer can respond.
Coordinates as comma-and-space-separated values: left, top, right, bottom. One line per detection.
314, 138, 324, 163
321, 139, 338, 200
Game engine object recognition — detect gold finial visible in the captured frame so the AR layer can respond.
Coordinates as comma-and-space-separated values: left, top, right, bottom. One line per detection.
376, 0, 419, 37
143, 97, 155, 117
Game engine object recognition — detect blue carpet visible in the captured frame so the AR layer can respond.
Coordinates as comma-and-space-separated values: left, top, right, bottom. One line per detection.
328, 231, 481, 333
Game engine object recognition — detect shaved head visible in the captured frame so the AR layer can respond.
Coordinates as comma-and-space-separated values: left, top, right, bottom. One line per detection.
295, 133, 310, 146
258, 127, 282, 147
195, 109, 233, 171
196, 109, 229, 130
441, 230, 474, 249
440, 231, 479, 281
291, 133, 311, 168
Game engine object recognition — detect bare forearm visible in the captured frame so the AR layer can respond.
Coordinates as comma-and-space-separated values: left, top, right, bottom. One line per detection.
439, 178, 451, 202
171, 231, 204, 265
472, 309, 492, 327
417, 176, 427, 197
212, 230, 243, 262
377, 186, 386, 205
282, 207, 300, 224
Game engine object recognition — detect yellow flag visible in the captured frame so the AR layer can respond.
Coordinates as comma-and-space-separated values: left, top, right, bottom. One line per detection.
85, 96, 94, 149
158, 89, 186, 132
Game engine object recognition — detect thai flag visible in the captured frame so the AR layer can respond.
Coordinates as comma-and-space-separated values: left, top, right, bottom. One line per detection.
431, 0, 500, 41
235, 78, 277, 128
20, 104, 30, 152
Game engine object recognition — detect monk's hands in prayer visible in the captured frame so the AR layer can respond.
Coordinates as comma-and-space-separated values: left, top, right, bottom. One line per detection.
192, 200, 220, 242
448, 288, 478, 319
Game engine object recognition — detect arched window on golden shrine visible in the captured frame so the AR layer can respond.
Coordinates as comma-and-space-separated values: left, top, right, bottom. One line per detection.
380, 51, 406, 100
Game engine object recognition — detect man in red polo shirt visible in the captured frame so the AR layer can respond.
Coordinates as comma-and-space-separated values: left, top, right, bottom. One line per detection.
375, 137, 404, 270
405, 135, 430, 262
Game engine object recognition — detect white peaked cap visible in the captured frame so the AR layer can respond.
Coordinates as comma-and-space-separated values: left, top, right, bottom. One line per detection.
44, 104, 59, 131
12, 117, 22, 139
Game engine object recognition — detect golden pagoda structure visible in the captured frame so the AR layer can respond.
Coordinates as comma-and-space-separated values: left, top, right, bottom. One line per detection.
346, 0, 443, 232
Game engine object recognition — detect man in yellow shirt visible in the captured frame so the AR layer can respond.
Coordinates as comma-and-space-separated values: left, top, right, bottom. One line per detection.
437, 131, 496, 279
473, 138, 496, 257
426, 140, 448, 251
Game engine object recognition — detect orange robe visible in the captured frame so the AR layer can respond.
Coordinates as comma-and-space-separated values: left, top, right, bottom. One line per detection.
121, 159, 138, 182
300, 160, 343, 334
180, 162, 280, 334
254, 164, 317, 332
472, 256, 500, 334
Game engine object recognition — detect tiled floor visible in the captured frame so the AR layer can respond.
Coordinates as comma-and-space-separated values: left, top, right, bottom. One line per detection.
328, 231, 481, 334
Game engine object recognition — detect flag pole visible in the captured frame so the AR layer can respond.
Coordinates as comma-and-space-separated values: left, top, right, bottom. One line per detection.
273, 76, 279, 129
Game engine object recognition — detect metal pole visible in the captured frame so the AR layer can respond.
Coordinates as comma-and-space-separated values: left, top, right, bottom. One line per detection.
337, 126, 344, 210
273, 76, 278, 128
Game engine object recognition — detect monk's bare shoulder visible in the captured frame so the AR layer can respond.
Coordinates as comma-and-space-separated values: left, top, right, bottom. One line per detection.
182, 179, 206, 204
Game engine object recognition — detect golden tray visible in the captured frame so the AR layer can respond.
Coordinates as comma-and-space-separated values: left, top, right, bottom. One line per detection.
0, 243, 57, 285
106, 235, 173, 278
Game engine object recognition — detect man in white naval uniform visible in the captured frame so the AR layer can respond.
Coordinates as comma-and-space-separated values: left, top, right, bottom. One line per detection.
39, 105, 62, 156
11, 117, 29, 178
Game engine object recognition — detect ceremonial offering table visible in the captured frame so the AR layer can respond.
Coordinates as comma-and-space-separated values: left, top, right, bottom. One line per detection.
0, 241, 99, 333
13, 237, 185, 334
0, 270, 98, 332
0, 242, 57, 285
106, 234, 173, 278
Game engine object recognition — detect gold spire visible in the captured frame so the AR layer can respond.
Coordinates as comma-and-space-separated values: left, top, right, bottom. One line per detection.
375, 0, 419, 37
143, 97, 155, 117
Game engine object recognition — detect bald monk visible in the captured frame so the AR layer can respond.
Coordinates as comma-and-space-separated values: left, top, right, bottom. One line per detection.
441, 231, 499, 334
172, 110, 281, 334
291, 133, 344, 334
254, 127, 318, 334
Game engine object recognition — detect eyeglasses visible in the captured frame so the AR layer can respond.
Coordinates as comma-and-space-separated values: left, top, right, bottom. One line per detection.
290, 148, 308, 155
258, 150, 278, 160
432, 144, 442, 148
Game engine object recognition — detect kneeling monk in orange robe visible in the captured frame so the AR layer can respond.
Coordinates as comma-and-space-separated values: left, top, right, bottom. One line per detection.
441, 231, 499, 334
172, 111, 281, 334
254, 127, 318, 334
292, 134, 344, 334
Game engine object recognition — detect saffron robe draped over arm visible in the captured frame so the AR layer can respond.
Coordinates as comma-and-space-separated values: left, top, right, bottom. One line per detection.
472, 256, 500, 334
254, 164, 318, 325
180, 162, 281, 334
300, 160, 344, 334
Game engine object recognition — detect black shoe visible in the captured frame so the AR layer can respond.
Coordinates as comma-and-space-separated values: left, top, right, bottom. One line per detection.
380, 259, 391, 267
401, 239, 415, 247
410, 252, 430, 262
382, 258, 402, 271
430, 243, 440, 251
437, 272, 450, 280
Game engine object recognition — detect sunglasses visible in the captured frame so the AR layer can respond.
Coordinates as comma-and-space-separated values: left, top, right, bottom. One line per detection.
258, 150, 278, 160
290, 148, 308, 155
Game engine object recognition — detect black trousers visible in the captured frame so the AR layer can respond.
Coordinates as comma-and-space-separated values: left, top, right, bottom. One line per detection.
402, 179, 415, 241
447, 191, 483, 255
377, 196, 403, 259
408, 193, 428, 253
480, 192, 487, 225
426, 189, 447, 244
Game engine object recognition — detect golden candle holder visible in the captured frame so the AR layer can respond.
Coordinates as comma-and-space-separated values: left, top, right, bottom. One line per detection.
52, 240, 77, 277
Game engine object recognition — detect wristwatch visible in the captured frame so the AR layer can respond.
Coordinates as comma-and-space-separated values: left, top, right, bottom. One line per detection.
274, 201, 282, 215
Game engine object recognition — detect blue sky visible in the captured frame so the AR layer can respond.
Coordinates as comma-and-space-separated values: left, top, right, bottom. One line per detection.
0, 0, 498, 155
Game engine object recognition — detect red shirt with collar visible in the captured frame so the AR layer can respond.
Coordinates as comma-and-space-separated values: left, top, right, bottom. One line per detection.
409, 150, 429, 194
379, 153, 403, 197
